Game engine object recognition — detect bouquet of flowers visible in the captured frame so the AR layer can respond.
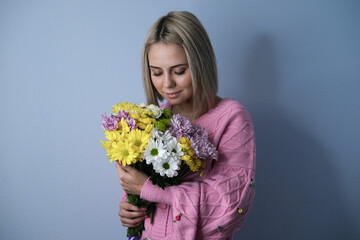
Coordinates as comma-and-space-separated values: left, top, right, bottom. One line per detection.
100, 102, 218, 240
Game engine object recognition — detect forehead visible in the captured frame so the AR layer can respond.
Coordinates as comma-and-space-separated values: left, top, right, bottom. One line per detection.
148, 43, 188, 67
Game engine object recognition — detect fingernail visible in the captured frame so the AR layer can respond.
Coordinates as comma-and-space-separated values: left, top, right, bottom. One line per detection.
140, 208, 147, 211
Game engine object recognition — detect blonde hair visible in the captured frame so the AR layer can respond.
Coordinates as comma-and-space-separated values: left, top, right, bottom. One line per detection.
142, 11, 218, 119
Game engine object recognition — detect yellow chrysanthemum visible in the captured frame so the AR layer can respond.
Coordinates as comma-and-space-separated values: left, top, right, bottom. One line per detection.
100, 139, 112, 159
112, 102, 144, 114
129, 110, 156, 133
179, 137, 191, 151
179, 137, 189, 144
143, 109, 152, 115
195, 158, 202, 167
139, 117, 156, 124
144, 124, 153, 133
181, 154, 203, 172
110, 141, 139, 166
187, 148, 195, 157
130, 113, 141, 120
128, 128, 151, 153
101, 130, 124, 157
100, 138, 111, 148
182, 154, 192, 162
117, 118, 130, 134
103, 130, 121, 142
137, 122, 146, 130
185, 158, 198, 172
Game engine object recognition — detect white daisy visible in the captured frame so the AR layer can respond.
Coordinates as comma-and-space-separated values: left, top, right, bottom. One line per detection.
165, 137, 184, 158
143, 138, 169, 165
151, 128, 173, 142
160, 130, 174, 142
153, 155, 181, 178
150, 127, 161, 139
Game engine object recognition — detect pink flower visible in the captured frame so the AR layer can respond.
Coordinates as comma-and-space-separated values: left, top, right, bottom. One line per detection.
117, 111, 136, 130
101, 114, 119, 131
174, 213, 182, 222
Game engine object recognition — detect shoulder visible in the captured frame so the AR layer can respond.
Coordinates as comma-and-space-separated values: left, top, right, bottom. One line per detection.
213, 99, 256, 169
204, 98, 252, 125
222, 98, 251, 120
195, 98, 254, 144
214, 99, 254, 139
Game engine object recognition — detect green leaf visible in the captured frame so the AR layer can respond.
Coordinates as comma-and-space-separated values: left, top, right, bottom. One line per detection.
154, 121, 167, 131
163, 108, 173, 118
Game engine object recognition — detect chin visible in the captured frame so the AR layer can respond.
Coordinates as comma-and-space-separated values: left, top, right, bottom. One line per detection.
165, 98, 181, 105
165, 97, 192, 106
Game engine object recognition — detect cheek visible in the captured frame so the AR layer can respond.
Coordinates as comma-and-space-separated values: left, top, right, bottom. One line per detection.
182, 75, 193, 89
151, 79, 163, 93
176, 70, 192, 87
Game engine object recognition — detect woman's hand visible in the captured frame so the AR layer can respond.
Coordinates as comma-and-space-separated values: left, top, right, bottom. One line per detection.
119, 200, 147, 227
116, 163, 148, 196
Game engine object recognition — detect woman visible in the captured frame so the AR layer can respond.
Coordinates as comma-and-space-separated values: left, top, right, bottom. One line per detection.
116, 11, 256, 240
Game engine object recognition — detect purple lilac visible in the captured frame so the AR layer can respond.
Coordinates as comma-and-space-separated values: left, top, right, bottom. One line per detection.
188, 125, 218, 161
169, 114, 218, 160
117, 110, 130, 119
117, 110, 136, 130
168, 114, 193, 138
102, 111, 136, 131
101, 114, 119, 131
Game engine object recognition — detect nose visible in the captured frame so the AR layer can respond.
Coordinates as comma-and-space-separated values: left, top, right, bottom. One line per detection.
163, 72, 175, 88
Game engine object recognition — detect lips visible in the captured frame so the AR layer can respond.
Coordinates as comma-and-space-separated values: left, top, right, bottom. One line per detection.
165, 91, 181, 99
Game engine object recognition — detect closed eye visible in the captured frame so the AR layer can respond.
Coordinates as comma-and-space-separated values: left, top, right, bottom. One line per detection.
174, 69, 186, 75
152, 72, 162, 77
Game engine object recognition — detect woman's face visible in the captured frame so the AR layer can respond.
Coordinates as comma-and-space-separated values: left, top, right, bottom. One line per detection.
148, 43, 193, 107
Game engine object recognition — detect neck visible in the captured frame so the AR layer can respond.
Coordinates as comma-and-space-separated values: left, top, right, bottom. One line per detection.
172, 101, 194, 121
171, 96, 222, 122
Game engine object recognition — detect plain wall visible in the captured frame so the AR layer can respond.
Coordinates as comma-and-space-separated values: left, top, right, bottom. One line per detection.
0, 0, 359, 239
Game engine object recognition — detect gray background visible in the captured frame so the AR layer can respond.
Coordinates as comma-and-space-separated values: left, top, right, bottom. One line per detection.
1, 0, 359, 239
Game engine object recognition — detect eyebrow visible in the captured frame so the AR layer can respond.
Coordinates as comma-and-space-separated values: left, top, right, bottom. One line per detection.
149, 63, 188, 69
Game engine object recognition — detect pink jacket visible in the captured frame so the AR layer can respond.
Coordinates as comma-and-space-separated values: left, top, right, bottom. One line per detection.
122, 98, 256, 240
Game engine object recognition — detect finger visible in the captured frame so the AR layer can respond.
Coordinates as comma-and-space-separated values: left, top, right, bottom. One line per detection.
116, 164, 129, 183
121, 202, 145, 212
120, 164, 132, 173
121, 216, 146, 227
118, 209, 146, 218
115, 162, 125, 176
